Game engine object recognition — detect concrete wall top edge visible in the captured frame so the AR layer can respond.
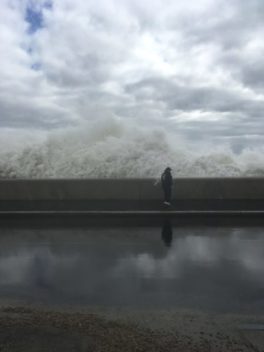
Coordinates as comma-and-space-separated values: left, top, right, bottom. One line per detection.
1, 177, 264, 181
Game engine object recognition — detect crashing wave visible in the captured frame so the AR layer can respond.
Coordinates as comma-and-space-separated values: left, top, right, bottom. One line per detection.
0, 119, 264, 178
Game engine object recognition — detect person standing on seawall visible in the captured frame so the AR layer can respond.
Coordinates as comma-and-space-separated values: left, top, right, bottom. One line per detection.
161, 167, 173, 206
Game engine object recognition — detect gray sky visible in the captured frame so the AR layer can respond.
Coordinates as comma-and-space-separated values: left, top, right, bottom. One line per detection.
1, 0, 264, 149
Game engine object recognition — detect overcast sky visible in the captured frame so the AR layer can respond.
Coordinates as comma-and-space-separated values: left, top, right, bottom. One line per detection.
1, 0, 264, 149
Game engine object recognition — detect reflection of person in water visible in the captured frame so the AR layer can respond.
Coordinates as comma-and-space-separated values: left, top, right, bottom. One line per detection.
161, 218, 173, 247
32, 254, 49, 288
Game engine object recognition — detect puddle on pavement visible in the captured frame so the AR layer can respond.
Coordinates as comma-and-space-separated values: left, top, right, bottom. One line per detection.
0, 222, 264, 314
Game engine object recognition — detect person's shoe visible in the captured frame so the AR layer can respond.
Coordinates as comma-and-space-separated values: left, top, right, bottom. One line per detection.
163, 201, 171, 205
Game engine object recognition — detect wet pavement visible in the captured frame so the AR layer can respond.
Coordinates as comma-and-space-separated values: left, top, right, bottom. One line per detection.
0, 222, 264, 315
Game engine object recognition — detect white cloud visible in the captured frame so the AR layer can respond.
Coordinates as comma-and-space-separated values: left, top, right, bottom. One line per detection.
1, 0, 264, 148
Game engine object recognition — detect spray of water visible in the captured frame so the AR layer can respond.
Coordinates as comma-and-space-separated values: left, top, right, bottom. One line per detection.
1, 118, 264, 178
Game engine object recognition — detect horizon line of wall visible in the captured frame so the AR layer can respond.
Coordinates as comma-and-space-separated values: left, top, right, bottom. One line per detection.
1, 178, 264, 200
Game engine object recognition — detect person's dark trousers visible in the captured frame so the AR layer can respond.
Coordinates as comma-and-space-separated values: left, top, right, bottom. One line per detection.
163, 186, 172, 203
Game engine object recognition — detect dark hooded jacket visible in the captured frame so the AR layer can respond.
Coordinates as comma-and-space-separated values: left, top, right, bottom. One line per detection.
161, 168, 172, 189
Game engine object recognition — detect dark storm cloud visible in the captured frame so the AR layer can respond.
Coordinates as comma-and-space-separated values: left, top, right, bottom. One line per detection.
241, 66, 264, 91
125, 78, 264, 117
0, 96, 73, 129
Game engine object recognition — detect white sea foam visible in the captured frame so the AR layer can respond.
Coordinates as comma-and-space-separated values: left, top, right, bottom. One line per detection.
1, 118, 264, 178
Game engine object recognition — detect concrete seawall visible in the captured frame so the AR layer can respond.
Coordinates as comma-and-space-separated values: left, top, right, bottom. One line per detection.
1, 178, 264, 200
1, 178, 264, 212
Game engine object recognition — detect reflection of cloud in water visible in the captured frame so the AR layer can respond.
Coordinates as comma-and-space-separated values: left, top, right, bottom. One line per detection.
0, 229, 264, 291
113, 230, 264, 280
0, 248, 78, 285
